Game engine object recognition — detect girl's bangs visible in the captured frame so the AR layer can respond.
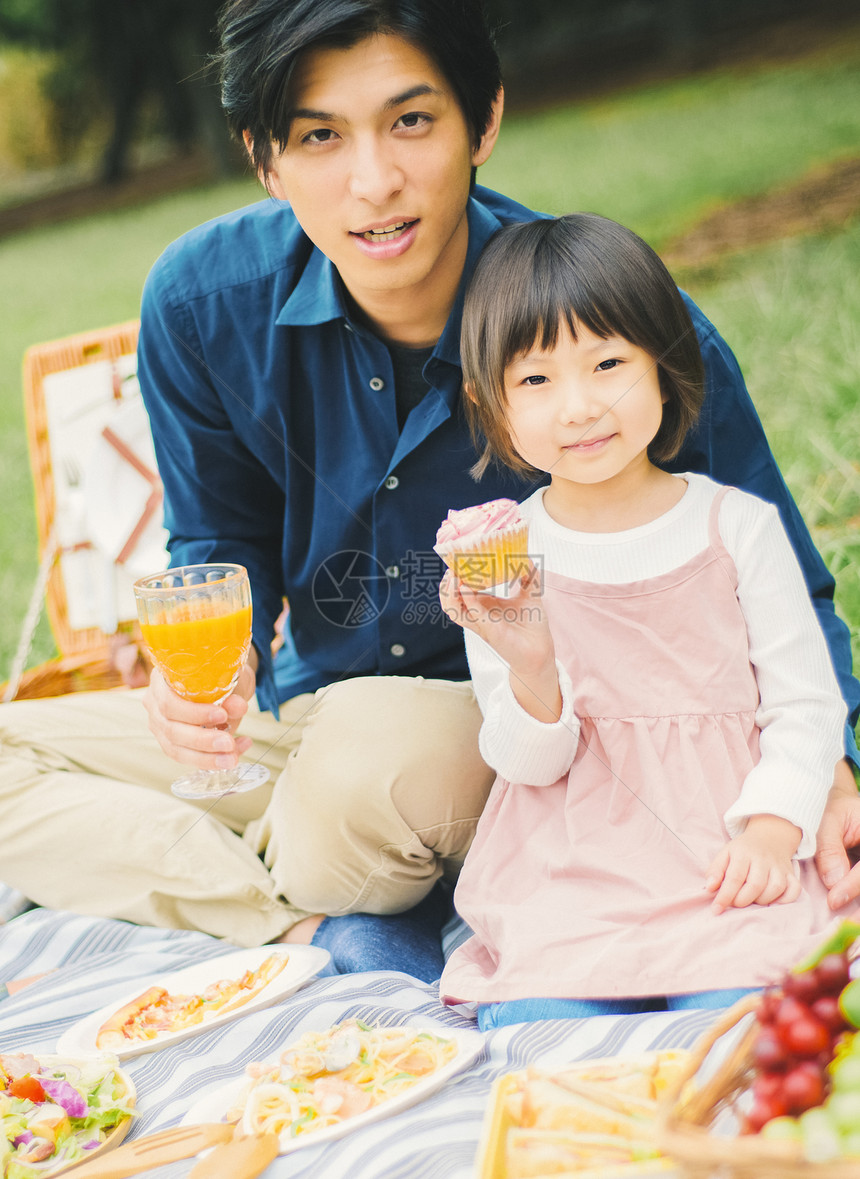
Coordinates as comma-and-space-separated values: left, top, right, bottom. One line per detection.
498, 246, 620, 370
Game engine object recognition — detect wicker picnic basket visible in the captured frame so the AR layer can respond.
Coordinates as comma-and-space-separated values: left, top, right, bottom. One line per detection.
658, 992, 859, 1179
2, 320, 155, 701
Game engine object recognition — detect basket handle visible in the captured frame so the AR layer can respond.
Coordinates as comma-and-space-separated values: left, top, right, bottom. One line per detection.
2, 523, 58, 703
658, 991, 761, 1132
674, 991, 761, 1089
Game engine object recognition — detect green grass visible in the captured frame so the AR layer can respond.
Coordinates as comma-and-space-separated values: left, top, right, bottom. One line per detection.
482, 38, 860, 246
681, 226, 860, 672
0, 35, 859, 680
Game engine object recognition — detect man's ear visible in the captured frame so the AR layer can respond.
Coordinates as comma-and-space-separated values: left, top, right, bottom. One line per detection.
243, 130, 286, 197
472, 87, 504, 169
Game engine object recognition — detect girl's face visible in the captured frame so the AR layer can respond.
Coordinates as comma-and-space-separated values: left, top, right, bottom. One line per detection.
503, 320, 666, 488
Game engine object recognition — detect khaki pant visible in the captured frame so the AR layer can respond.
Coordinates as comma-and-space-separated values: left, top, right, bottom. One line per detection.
0, 677, 493, 946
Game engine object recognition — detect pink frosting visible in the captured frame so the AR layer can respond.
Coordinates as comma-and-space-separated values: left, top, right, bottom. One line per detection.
434, 498, 524, 549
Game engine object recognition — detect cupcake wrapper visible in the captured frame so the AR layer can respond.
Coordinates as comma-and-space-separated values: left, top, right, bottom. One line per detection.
435, 524, 530, 591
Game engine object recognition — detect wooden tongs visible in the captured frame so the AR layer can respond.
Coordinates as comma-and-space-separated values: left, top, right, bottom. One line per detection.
65, 1121, 279, 1179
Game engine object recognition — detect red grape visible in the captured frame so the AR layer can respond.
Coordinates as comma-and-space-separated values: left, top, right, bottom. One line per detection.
784, 970, 821, 1004
782, 1060, 826, 1115
753, 1072, 784, 1101
744, 936, 860, 1135
757, 988, 782, 1025
811, 994, 848, 1034
815, 953, 850, 995
780, 1014, 831, 1058
746, 1093, 788, 1132
775, 995, 811, 1031
753, 1028, 789, 1072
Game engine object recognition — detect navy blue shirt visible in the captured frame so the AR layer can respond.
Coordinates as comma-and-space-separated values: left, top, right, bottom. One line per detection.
137, 186, 859, 764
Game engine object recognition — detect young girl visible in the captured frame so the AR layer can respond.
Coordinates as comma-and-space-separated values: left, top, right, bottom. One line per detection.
438, 213, 854, 1030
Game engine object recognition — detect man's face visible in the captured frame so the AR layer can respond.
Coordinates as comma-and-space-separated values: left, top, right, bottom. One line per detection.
257, 33, 500, 341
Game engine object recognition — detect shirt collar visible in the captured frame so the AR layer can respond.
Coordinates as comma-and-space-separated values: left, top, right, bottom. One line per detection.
276, 246, 344, 327
275, 195, 505, 366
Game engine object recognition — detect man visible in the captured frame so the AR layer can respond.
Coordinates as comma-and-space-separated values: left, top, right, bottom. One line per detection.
1, 0, 859, 976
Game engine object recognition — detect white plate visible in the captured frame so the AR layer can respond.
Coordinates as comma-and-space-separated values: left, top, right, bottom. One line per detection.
56, 946, 330, 1060
182, 1023, 484, 1156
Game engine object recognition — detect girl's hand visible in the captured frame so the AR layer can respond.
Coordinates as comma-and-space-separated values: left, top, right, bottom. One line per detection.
439, 564, 562, 723
705, 814, 803, 914
439, 562, 551, 670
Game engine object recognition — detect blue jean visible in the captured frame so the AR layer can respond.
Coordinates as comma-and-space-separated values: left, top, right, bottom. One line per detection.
310, 882, 452, 982
477, 988, 757, 1031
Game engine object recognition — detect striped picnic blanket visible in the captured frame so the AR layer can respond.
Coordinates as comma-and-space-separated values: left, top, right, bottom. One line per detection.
0, 899, 722, 1178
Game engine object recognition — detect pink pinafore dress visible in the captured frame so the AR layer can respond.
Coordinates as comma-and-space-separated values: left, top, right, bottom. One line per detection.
441, 489, 855, 1004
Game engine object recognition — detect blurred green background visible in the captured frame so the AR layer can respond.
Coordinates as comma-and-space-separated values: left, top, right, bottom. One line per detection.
0, 2, 857, 689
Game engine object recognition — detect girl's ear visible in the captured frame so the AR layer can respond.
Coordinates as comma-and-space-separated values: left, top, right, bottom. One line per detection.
463, 381, 479, 405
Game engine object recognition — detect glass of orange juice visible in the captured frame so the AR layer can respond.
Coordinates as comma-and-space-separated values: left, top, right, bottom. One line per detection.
133, 563, 270, 799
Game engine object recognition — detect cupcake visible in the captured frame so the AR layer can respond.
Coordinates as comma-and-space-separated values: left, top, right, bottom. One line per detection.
434, 498, 529, 591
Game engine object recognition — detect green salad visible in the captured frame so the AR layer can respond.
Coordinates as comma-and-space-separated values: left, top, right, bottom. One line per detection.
1, 1052, 135, 1178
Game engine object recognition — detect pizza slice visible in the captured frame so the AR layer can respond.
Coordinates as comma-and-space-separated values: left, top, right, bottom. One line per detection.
95, 953, 288, 1050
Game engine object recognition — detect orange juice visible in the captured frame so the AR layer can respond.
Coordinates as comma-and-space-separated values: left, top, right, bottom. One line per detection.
140, 604, 251, 704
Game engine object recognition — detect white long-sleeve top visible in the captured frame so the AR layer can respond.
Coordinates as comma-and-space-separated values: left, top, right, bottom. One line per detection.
465, 473, 846, 858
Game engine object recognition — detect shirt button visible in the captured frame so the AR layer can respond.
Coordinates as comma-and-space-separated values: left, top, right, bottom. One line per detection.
369, 376, 385, 391
384, 475, 400, 490
390, 643, 406, 658
385, 565, 400, 579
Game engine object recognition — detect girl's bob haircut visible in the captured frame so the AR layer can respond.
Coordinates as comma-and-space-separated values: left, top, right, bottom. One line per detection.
461, 213, 705, 478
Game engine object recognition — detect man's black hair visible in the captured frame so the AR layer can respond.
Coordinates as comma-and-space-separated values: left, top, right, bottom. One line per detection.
217, 0, 502, 175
